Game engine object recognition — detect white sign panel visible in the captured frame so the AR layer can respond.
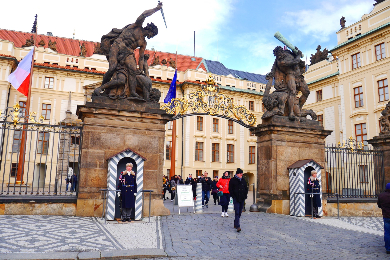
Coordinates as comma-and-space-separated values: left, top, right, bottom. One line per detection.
177, 185, 194, 207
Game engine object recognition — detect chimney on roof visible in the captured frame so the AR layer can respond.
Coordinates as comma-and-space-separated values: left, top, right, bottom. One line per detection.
47, 32, 53, 36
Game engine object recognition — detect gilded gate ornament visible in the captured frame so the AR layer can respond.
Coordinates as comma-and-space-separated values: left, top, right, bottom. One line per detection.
161, 74, 257, 127
0, 103, 44, 125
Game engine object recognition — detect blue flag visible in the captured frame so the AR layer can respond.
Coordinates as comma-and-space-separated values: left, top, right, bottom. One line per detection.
164, 69, 177, 103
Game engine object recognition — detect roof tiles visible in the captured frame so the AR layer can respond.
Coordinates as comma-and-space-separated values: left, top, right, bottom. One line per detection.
0, 29, 97, 57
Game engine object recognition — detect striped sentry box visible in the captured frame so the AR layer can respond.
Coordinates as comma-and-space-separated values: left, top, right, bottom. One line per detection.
288, 160, 323, 217
106, 149, 146, 221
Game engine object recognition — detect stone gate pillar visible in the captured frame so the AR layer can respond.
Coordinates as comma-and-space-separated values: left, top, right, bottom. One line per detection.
368, 102, 390, 187
75, 97, 173, 218
251, 116, 332, 214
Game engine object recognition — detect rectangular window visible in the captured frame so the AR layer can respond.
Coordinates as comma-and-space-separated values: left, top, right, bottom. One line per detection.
44, 77, 54, 89
317, 115, 323, 126
354, 86, 364, 108
12, 130, 22, 153
197, 116, 203, 131
359, 165, 368, 183
167, 169, 170, 176
249, 146, 255, 164
213, 118, 219, 132
355, 123, 367, 146
316, 90, 322, 102
375, 43, 386, 61
262, 103, 266, 112
227, 144, 234, 163
212, 143, 219, 162
167, 121, 173, 130
352, 53, 361, 69
196, 170, 202, 177
42, 103, 51, 120
166, 141, 172, 160
228, 120, 233, 134
378, 79, 389, 102
19, 101, 26, 118
71, 136, 80, 145
195, 142, 203, 161
11, 163, 17, 177
37, 131, 49, 154
249, 101, 254, 111
213, 170, 218, 178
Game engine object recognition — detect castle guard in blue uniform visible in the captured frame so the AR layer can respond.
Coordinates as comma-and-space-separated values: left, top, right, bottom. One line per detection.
118, 163, 137, 222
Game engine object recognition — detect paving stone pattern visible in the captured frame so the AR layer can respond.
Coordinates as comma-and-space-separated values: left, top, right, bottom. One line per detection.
160, 212, 388, 259
0, 215, 159, 254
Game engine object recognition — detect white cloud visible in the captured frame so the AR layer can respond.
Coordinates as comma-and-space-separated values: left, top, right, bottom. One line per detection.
283, 0, 373, 42
223, 32, 276, 74
0, 0, 233, 59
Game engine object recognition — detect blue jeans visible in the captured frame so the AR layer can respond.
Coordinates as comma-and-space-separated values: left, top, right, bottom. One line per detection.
384, 218, 390, 251
233, 199, 245, 228
202, 191, 210, 205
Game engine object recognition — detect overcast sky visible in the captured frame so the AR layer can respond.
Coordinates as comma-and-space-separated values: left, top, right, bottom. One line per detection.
1, 0, 375, 74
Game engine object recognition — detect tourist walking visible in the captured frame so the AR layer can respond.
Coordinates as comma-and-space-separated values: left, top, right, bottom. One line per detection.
162, 179, 169, 200
378, 183, 390, 254
217, 171, 230, 217
211, 176, 220, 205
170, 176, 177, 201
307, 170, 321, 218
185, 174, 197, 199
200, 172, 212, 207
229, 168, 248, 232
70, 172, 78, 192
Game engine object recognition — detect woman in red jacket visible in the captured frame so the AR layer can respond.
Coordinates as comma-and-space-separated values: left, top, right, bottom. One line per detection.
216, 171, 230, 217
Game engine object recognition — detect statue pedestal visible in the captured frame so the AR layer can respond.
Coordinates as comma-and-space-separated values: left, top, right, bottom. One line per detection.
75, 97, 173, 217
368, 134, 390, 185
252, 116, 332, 214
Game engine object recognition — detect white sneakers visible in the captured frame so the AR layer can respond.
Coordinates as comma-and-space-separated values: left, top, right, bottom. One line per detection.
225, 212, 229, 217
221, 212, 229, 217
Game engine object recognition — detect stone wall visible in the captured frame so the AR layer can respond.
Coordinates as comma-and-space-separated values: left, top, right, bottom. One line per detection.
0, 203, 76, 215
266, 199, 382, 217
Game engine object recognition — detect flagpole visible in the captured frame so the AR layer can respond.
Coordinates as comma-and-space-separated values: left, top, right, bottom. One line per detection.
16, 16, 37, 185
169, 52, 178, 180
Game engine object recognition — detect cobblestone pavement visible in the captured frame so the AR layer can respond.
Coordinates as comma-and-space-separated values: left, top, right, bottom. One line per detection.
0, 215, 161, 254
158, 200, 388, 260
0, 201, 388, 259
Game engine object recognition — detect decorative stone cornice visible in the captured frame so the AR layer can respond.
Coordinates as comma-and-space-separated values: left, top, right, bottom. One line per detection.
349, 110, 369, 118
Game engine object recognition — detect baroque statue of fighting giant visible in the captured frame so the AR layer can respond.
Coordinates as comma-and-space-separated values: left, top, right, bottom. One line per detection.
262, 32, 316, 121
93, 2, 163, 102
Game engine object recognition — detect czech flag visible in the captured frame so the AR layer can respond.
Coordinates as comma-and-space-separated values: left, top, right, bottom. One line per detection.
7, 48, 34, 97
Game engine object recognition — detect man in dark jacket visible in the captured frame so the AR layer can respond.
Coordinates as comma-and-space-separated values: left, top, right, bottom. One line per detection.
229, 168, 248, 232
185, 174, 197, 199
200, 172, 212, 207
378, 183, 390, 254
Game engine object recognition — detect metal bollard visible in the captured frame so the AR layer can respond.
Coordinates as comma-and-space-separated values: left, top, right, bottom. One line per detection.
228, 196, 234, 212
195, 183, 202, 213
250, 183, 259, 212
